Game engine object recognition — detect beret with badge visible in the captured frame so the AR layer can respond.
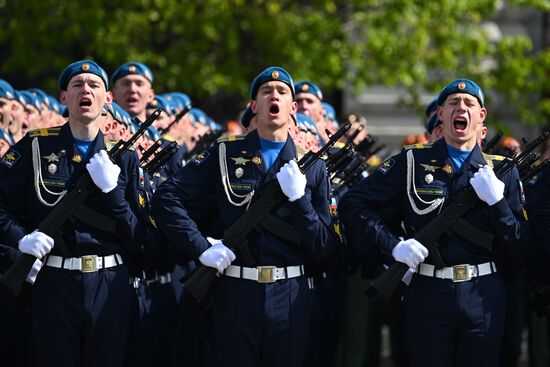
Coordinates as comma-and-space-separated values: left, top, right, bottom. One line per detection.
437, 78, 484, 108
111, 62, 154, 85
58, 60, 109, 91
249, 66, 295, 100
295, 81, 323, 101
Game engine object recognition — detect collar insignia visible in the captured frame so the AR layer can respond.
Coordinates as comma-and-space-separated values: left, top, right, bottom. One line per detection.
420, 163, 439, 172
251, 156, 262, 165
72, 154, 82, 163
441, 164, 453, 175
231, 156, 251, 166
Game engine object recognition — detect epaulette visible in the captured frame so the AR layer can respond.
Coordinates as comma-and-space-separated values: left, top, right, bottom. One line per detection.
105, 140, 135, 151
29, 127, 62, 137
217, 134, 246, 143
163, 134, 176, 142
403, 143, 433, 150
484, 154, 506, 162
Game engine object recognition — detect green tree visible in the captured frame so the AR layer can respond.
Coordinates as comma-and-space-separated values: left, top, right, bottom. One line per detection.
0, 0, 549, 124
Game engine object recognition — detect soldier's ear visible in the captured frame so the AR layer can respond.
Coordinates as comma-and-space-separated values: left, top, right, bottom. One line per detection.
59, 90, 67, 104
104, 91, 113, 106
250, 100, 257, 114
290, 101, 298, 114
479, 107, 487, 122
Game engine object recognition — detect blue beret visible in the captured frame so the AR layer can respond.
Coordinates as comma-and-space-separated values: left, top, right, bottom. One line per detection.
27, 88, 49, 107
111, 62, 154, 85
146, 125, 162, 141
163, 92, 192, 113
424, 98, 438, 117
190, 108, 207, 125
437, 78, 484, 107
296, 113, 316, 132
0, 79, 15, 100
425, 113, 442, 134
105, 102, 131, 127
295, 81, 323, 100
18, 90, 42, 111
240, 106, 256, 128
58, 60, 108, 91
250, 66, 294, 100
147, 95, 171, 114
322, 102, 337, 121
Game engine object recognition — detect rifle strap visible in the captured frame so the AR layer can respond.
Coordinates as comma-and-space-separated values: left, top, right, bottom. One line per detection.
258, 214, 302, 245
219, 142, 255, 207
32, 137, 67, 207
72, 205, 117, 235
450, 218, 493, 251
406, 149, 444, 215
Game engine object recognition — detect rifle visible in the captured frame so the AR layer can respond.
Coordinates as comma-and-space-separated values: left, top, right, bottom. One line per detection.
483, 130, 504, 154
142, 141, 179, 177
157, 104, 192, 136
0, 110, 162, 296
182, 122, 352, 307
184, 130, 224, 162
365, 130, 550, 306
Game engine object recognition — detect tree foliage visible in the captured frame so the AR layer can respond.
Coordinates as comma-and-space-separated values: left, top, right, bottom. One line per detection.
0, 0, 549, 124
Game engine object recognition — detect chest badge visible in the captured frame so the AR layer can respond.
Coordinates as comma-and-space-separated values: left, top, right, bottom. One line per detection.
425, 174, 434, 184
48, 163, 58, 174
441, 164, 453, 175
235, 167, 244, 178
251, 156, 262, 165
231, 156, 250, 166
43, 153, 60, 163
420, 163, 440, 172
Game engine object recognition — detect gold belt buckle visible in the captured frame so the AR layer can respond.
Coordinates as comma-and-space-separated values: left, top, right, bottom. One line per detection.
452, 264, 471, 282
257, 266, 276, 283
81, 255, 98, 273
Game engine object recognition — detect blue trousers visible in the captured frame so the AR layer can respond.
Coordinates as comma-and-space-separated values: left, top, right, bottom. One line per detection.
32, 265, 131, 367
404, 273, 506, 367
211, 276, 313, 367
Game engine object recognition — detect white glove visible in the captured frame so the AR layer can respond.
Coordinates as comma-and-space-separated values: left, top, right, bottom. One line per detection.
470, 165, 504, 206
18, 230, 54, 258
276, 160, 307, 202
86, 150, 121, 193
199, 240, 236, 273
392, 239, 428, 269
26, 259, 43, 284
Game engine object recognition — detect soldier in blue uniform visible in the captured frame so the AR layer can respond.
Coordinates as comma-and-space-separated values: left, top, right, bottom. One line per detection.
152, 66, 337, 367
339, 78, 527, 367
0, 60, 148, 367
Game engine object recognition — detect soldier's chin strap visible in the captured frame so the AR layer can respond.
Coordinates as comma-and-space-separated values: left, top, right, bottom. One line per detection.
219, 142, 255, 207
32, 137, 67, 207
406, 149, 444, 215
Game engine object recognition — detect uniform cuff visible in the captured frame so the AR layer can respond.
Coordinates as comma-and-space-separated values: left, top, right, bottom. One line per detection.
288, 195, 314, 214
487, 197, 512, 217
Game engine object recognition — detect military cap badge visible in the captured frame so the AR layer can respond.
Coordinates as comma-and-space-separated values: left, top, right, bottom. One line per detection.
271, 70, 279, 79
81, 63, 90, 71
301, 84, 309, 91
458, 82, 466, 90
129, 65, 136, 73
